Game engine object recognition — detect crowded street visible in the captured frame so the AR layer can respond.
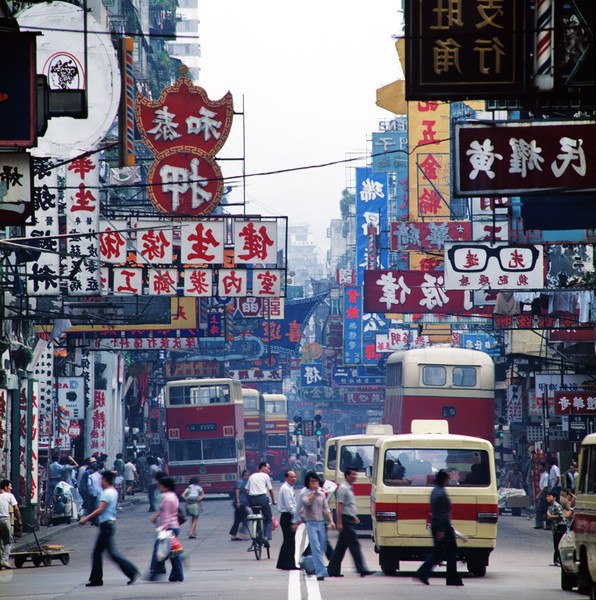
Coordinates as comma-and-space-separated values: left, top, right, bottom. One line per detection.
0, 492, 573, 600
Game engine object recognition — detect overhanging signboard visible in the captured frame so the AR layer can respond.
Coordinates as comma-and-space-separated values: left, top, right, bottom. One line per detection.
332, 367, 385, 388
405, 0, 526, 100
454, 121, 596, 196
444, 242, 544, 290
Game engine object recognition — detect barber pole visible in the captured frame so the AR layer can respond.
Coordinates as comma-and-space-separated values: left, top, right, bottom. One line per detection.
535, 0, 554, 90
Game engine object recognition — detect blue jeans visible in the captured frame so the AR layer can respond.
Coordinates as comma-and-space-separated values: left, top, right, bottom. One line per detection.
305, 521, 328, 578
150, 528, 184, 582
89, 522, 138, 584
148, 484, 157, 511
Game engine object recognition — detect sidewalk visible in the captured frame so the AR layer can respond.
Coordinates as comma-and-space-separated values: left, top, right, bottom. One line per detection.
13, 495, 144, 552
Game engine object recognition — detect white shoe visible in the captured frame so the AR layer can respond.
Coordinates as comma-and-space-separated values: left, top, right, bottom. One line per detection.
1, 562, 13, 569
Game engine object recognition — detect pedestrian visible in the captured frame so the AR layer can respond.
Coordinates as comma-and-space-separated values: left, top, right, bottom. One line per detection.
78, 470, 139, 587
123, 457, 138, 497
534, 461, 549, 529
547, 456, 561, 500
229, 469, 250, 541
328, 468, 375, 578
60, 455, 79, 486
276, 470, 298, 570
414, 469, 464, 587
148, 476, 184, 582
545, 488, 565, 566
114, 453, 125, 500
504, 463, 523, 489
88, 462, 103, 526
147, 457, 160, 512
246, 462, 276, 545
0, 479, 21, 569
564, 464, 577, 492
78, 458, 93, 515
298, 470, 335, 581
48, 453, 63, 507
181, 477, 205, 539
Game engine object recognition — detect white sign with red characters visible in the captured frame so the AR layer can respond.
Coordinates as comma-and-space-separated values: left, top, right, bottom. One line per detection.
100, 221, 128, 263
148, 268, 179, 296
113, 268, 143, 296
183, 269, 213, 296
233, 221, 277, 264
181, 221, 225, 264
218, 269, 247, 297
135, 74, 233, 217
137, 221, 173, 264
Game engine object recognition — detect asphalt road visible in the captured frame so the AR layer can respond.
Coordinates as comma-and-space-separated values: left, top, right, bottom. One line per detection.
0, 494, 585, 600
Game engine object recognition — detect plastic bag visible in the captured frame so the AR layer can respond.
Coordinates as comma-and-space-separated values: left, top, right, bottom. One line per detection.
272, 516, 280, 531
156, 530, 173, 562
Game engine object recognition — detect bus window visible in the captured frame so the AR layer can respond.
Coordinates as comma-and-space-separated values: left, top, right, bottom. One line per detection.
340, 445, 374, 472
266, 400, 285, 413
169, 439, 203, 462
586, 446, 596, 494
327, 442, 337, 470
243, 396, 258, 411
202, 438, 236, 460
191, 385, 231, 405
422, 366, 446, 386
383, 448, 490, 487
387, 362, 402, 387
267, 434, 288, 448
453, 367, 477, 387
169, 387, 188, 405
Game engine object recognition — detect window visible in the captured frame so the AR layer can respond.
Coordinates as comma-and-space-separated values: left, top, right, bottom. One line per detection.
168, 386, 189, 405
190, 384, 231, 405
168, 437, 237, 463
267, 434, 288, 448
168, 439, 202, 462
453, 367, 477, 387
387, 362, 403, 387
339, 445, 374, 472
244, 432, 260, 449
326, 442, 337, 470
423, 366, 446, 386
202, 438, 236, 460
582, 446, 596, 494
243, 396, 258, 411
383, 448, 491, 487
266, 400, 285, 414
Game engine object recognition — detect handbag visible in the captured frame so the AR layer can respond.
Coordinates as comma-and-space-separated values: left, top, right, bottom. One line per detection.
177, 506, 187, 525
272, 516, 280, 531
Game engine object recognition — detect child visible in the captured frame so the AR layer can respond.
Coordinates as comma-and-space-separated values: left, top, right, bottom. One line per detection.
182, 477, 205, 539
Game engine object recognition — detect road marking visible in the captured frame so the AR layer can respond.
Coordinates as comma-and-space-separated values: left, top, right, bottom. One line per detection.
304, 574, 322, 600
288, 569, 301, 600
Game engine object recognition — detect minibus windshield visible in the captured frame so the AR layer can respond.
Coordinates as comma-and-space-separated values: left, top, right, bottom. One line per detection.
340, 445, 375, 472
383, 448, 491, 487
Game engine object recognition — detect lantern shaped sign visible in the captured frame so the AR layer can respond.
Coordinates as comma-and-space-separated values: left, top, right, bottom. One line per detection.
135, 71, 233, 217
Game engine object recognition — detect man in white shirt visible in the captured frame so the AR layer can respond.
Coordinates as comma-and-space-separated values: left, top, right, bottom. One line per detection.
89, 463, 103, 526
0, 479, 21, 569
276, 470, 298, 570
535, 461, 550, 529
246, 462, 276, 542
548, 456, 561, 500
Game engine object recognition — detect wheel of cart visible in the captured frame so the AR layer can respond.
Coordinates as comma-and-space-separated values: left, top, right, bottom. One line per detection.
10, 523, 73, 568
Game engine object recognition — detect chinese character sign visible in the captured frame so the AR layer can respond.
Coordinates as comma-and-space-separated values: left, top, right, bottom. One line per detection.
372, 127, 408, 173
233, 220, 277, 264
301, 363, 324, 387
355, 168, 388, 285
455, 121, 596, 196
343, 285, 363, 365
100, 221, 128, 264
444, 242, 544, 290
555, 391, 596, 415
65, 155, 100, 295
391, 221, 471, 251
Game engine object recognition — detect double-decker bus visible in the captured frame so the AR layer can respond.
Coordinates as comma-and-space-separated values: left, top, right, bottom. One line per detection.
241, 387, 266, 472
165, 378, 246, 494
384, 347, 495, 442
263, 393, 290, 480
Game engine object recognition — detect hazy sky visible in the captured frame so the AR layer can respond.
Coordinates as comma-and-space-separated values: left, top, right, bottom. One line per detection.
198, 1, 403, 252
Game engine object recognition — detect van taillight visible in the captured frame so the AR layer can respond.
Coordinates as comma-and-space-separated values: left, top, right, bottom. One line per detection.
477, 512, 498, 523
376, 511, 397, 522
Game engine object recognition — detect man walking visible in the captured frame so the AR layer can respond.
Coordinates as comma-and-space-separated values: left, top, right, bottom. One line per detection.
246, 462, 276, 544
79, 470, 139, 587
0, 480, 21, 569
229, 470, 250, 541
414, 469, 463, 586
328, 469, 374, 578
276, 470, 298, 570
545, 488, 565, 566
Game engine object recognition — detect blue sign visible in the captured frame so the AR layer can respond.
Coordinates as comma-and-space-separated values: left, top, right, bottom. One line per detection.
362, 312, 389, 366
301, 363, 324, 387
343, 286, 363, 365
355, 168, 389, 285
332, 366, 385, 388
372, 127, 408, 173
459, 332, 500, 357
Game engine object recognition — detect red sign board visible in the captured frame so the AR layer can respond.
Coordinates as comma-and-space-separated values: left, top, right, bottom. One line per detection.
455, 121, 596, 196
391, 221, 471, 251
363, 270, 492, 316
555, 391, 596, 415
67, 421, 81, 438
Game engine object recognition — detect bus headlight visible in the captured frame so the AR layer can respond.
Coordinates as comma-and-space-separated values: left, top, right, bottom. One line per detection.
477, 512, 498, 523
376, 511, 397, 522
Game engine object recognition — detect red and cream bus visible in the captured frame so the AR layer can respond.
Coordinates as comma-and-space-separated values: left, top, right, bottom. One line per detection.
384, 347, 495, 442
165, 378, 246, 494
263, 393, 290, 480
241, 387, 266, 473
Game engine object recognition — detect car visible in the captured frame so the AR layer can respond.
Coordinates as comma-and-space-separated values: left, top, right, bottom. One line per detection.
559, 527, 578, 592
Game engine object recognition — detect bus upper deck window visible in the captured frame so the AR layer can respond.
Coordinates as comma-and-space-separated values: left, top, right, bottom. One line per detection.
453, 367, 477, 387
423, 366, 446, 386
387, 362, 402, 387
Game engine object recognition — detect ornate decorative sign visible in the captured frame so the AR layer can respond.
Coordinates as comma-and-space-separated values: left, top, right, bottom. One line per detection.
135, 73, 233, 216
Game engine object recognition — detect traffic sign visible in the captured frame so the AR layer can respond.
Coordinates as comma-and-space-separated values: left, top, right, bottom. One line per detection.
302, 420, 314, 436
67, 422, 81, 438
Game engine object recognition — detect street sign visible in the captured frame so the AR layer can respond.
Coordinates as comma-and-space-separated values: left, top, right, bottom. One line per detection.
301, 420, 314, 436
67, 422, 81, 438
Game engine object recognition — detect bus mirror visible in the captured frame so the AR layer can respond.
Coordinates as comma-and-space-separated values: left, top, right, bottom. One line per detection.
365, 466, 372, 479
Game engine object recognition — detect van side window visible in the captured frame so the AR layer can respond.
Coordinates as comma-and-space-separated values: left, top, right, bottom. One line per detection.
453, 367, 477, 387
423, 366, 446, 386
589, 446, 596, 494
327, 443, 337, 470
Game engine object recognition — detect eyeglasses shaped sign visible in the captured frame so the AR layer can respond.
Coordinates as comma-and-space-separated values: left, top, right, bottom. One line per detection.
447, 244, 540, 273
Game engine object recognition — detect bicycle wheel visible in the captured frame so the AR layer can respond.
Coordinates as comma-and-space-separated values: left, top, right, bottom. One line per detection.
254, 522, 263, 560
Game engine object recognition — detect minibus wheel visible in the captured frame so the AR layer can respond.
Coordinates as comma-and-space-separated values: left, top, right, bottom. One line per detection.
466, 557, 486, 577
379, 548, 398, 575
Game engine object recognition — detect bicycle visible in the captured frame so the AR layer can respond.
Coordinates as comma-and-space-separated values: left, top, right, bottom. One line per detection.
245, 507, 270, 560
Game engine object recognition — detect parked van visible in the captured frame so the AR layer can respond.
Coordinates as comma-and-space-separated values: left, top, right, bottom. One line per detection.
370, 420, 498, 576
324, 424, 393, 526
574, 432, 596, 599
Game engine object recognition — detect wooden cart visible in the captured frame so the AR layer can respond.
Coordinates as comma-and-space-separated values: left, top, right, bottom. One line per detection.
10, 525, 72, 568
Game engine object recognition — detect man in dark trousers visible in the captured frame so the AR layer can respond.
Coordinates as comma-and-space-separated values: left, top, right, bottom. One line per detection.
79, 470, 139, 587
327, 468, 375, 577
414, 469, 463, 586
276, 470, 298, 570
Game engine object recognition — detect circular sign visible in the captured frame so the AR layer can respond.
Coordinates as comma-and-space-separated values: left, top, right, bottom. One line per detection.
147, 148, 223, 216
67, 422, 81, 438
18, 2, 121, 159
